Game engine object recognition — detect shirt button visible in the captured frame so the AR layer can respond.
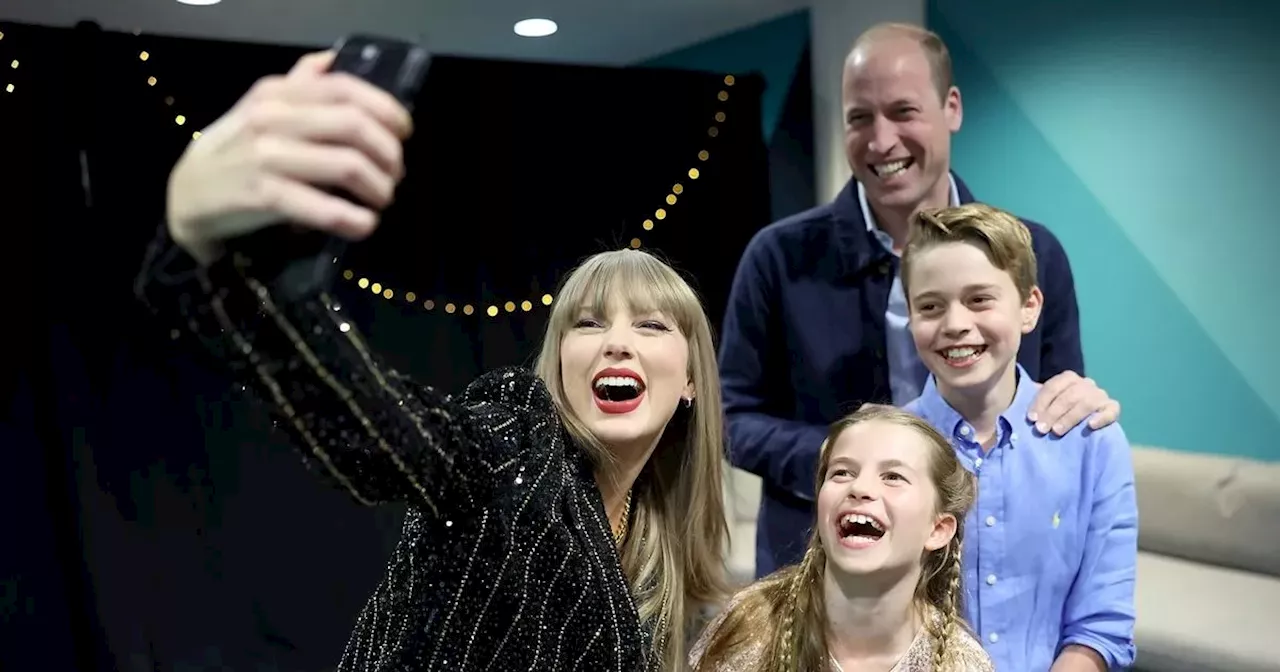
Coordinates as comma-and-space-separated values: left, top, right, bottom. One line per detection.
989, 632, 1000, 644
1011, 432, 1019, 442
974, 457, 984, 468
985, 515, 996, 527
960, 426, 971, 436
986, 574, 997, 585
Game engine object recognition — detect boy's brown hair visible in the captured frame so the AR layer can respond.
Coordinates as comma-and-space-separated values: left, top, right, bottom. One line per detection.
901, 203, 1038, 303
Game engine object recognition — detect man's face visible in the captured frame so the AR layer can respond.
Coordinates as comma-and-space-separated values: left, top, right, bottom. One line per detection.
842, 36, 962, 213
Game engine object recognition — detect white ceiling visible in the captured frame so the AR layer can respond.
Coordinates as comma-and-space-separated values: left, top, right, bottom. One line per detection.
4, 0, 810, 65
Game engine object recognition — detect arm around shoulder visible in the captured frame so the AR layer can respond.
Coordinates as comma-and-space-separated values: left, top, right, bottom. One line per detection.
135, 223, 542, 518
1059, 423, 1138, 669
718, 229, 827, 501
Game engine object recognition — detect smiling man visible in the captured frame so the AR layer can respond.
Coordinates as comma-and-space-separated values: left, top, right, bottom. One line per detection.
717, 22, 1122, 579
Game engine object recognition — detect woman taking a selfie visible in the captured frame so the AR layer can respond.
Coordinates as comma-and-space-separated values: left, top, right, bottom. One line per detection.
136, 51, 729, 672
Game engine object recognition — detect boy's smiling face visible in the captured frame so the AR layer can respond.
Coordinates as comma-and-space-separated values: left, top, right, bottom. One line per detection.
906, 240, 1042, 396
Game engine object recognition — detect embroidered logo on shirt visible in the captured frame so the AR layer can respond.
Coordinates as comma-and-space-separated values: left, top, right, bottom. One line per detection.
1052, 511, 1061, 529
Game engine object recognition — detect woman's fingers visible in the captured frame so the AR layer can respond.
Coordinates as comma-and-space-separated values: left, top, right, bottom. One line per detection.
236, 100, 404, 181
288, 50, 336, 77
164, 50, 417, 264
241, 172, 379, 241
248, 134, 398, 212
248, 65, 413, 141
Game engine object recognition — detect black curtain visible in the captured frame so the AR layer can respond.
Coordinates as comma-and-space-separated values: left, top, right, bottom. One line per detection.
0, 20, 770, 672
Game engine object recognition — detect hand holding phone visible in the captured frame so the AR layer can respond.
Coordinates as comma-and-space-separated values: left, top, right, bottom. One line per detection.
165, 35, 430, 302
219, 36, 431, 299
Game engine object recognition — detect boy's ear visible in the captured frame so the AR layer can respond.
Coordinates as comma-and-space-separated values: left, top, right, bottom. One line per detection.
1021, 286, 1044, 334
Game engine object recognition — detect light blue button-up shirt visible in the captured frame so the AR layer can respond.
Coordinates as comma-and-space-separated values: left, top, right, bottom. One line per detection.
857, 175, 961, 406
905, 366, 1138, 671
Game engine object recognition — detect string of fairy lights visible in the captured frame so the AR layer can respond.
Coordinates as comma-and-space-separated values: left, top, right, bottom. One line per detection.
13, 28, 736, 319
1, 30, 18, 95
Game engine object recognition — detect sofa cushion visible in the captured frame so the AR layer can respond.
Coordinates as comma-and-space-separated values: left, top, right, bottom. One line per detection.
724, 466, 763, 587
725, 466, 762, 524
1135, 551, 1280, 672
1132, 446, 1280, 577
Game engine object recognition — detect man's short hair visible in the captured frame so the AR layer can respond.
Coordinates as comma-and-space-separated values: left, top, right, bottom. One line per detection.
851, 22, 954, 104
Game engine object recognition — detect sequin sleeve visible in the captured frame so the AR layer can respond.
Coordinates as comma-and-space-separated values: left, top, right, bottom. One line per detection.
134, 224, 550, 518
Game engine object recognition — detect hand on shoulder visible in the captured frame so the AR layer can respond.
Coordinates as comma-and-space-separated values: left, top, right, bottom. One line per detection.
1027, 370, 1121, 437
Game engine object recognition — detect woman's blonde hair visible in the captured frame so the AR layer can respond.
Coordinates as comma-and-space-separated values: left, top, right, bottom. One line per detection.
695, 404, 976, 672
535, 248, 730, 670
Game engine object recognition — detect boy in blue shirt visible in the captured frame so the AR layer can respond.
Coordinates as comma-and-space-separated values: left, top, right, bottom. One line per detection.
901, 203, 1137, 671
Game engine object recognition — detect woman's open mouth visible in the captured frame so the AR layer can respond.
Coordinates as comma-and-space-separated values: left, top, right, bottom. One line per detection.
592, 369, 646, 414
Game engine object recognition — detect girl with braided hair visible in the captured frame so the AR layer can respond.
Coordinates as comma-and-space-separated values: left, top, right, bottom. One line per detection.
690, 404, 992, 671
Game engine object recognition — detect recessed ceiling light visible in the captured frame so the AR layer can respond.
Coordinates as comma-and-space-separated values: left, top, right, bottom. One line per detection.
177, 0, 222, 6
513, 18, 557, 38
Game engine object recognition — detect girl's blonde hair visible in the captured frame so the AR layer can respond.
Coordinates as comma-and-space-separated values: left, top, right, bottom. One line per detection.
535, 248, 730, 670
695, 404, 976, 671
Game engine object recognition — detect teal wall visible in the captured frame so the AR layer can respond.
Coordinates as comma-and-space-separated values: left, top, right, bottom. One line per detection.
929, 0, 1279, 460
639, 10, 810, 143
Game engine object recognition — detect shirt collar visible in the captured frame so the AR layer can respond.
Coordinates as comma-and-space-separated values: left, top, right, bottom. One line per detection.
857, 172, 962, 235
915, 363, 1038, 442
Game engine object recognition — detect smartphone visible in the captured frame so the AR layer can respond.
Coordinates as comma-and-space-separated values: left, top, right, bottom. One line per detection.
331, 35, 431, 113
225, 35, 431, 301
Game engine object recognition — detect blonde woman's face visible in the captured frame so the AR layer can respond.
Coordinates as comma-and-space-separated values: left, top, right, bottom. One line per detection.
559, 292, 694, 457
816, 420, 956, 579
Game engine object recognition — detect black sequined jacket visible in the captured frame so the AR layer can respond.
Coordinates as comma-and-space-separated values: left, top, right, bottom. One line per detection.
134, 227, 655, 672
